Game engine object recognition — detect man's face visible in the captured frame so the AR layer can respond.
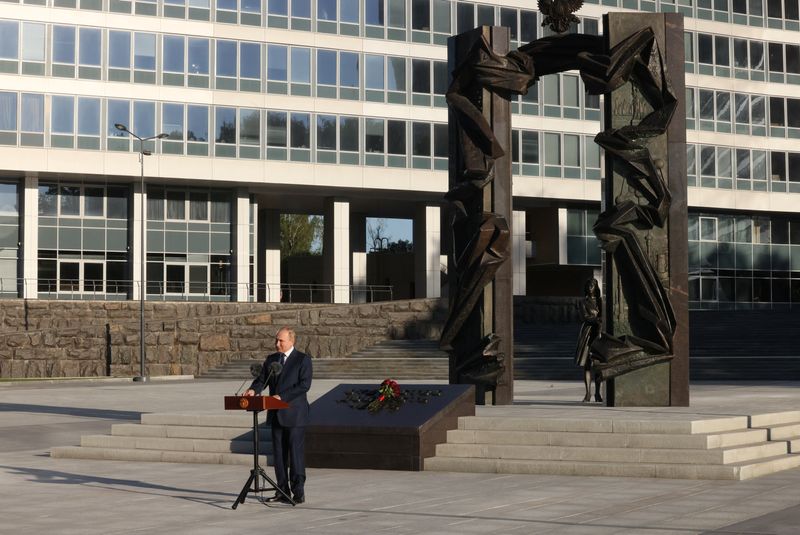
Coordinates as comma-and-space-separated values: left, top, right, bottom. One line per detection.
275, 330, 293, 354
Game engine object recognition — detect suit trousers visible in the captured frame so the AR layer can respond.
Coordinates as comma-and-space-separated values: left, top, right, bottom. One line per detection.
271, 422, 306, 497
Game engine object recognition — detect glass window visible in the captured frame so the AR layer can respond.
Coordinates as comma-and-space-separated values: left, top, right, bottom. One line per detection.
21, 93, 44, 133
290, 113, 310, 148
341, 0, 359, 22
433, 61, 447, 95
477, 4, 494, 26
107, 100, 129, 137
433, 123, 447, 158
0, 93, 15, 132
240, 42, 260, 79
109, 31, 131, 69
317, 114, 336, 150
366, 0, 384, 25
771, 151, 786, 181
60, 186, 80, 216
701, 146, 715, 176
21, 23, 45, 63
187, 105, 208, 142
365, 55, 384, 90
768, 42, 784, 73
520, 10, 536, 42
38, 185, 57, 216
412, 59, 430, 93
218, 0, 236, 10
500, 8, 518, 40
0, 21, 18, 60
412, 122, 430, 156
413, 0, 430, 30
319, 0, 337, 20
365, 118, 384, 153
770, 97, 785, 127
433, 0, 451, 34
387, 57, 406, 91
267, 45, 287, 81
134, 33, 156, 71
215, 107, 236, 144
77, 98, 100, 136
84, 187, 104, 217
387, 0, 405, 28
293, 0, 311, 17
750, 41, 764, 71
242, 0, 260, 13
736, 149, 750, 179
291, 47, 310, 84
269, 0, 288, 15
0, 183, 17, 215
188, 38, 209, 74
564, 134, 580, 167
456, 2, 474, 33
718, 147, 732, 178
750, 0, 763, 16
753, 150, 766, 181
698, 34, 713, 64
340, 116, 358, 152
714, 36, 729, 66
699, 90, 714, 120
239, 108, 259, 145
211, 196, 230, 222
716, 92, 731, 122
521, 131, 538, 163
387, 120, 405, 155
79, 28, 101, 67
735, 94, 749, 124
167, 191, 185, 220
267, 111, 287, 147
788, 99, 800, 128
340, 52, 359, 87
544, 133, 560, 165
190, 192, 208, 221
733, 39, 748, 69
318, 50, 337, 85
52, 96, 74, 135
216, 40, 237, 78
752, 95, 766, 126
163, 35, 185, 74
163, 103, 184, 141
134, 101, 155, 139
53, 26, 76, 65
787, 45, 800, 75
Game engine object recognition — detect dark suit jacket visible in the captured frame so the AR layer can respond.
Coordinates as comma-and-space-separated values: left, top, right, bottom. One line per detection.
249, 349, 312, 427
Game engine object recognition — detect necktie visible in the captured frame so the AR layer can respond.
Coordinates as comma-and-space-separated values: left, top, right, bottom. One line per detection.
280, 353, 286, 366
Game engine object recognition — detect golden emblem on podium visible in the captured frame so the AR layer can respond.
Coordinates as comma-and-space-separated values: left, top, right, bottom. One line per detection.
238, 397, 250, 409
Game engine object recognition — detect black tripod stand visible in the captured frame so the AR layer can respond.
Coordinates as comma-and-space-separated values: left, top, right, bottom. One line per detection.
232, 408, 295, 509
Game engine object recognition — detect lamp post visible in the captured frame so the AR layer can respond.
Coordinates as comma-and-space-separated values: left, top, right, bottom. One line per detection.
115, 123, 168, 383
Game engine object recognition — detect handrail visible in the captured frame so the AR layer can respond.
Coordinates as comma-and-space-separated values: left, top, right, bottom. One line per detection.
2, 278, 393, 303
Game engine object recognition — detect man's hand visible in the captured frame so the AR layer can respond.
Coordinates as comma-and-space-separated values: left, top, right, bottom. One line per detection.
272, 394, 281, 400
243, 389, 255, 396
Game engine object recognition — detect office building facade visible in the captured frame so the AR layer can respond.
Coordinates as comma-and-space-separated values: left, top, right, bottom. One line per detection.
0, 0, 798, 308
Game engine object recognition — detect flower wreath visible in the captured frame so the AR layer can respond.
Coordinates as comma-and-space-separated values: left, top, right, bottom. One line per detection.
367, 379, 402, 413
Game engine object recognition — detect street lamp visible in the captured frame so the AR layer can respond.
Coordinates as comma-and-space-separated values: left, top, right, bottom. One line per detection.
115, 123, 169, 383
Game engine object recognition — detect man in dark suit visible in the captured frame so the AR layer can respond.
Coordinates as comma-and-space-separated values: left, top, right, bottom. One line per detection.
244, 327, 312, 504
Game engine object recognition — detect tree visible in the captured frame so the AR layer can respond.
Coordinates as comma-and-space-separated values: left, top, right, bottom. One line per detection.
368, 218, 390, 251
280, 214, 322, 258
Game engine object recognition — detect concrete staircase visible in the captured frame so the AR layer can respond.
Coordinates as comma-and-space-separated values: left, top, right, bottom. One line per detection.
50, 413, 273, 466
424, 410, 800, 480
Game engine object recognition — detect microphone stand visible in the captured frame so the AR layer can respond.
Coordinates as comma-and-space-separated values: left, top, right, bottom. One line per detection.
232, 364, 294, 509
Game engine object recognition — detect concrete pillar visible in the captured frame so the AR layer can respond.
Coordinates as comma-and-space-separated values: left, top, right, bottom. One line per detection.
232, 189, 250, 302
258, 209, 281, 302
557, 207, 568, 265
21, 175, 38, 299
323, 198, 350, 303
413, 205, 441, 298
350, 213, 367, 303
132, 181, 145, 301
512, 210, 527, 296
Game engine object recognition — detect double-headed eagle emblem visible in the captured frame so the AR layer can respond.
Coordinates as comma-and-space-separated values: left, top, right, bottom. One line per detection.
538, 0, 584, 33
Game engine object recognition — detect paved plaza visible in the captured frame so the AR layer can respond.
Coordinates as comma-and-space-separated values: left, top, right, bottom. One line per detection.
2, 378, 800, 534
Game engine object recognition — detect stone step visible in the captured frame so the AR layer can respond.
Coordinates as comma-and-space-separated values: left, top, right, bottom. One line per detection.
764, 422, 800, 440
445, 428, 768, 450
433, 441, 788, 465
423, 453, 800, 481
81, 434, 271, 455
750, 411, 800, 428
140, 413, 253, 427
50, 446, 267, 466
456, 415, 750, 435
789, 438, 800, 453
111, 423, 269, 441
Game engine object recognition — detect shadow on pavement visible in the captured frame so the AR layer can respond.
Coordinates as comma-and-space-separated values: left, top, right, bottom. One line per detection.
0, 403, 141, 420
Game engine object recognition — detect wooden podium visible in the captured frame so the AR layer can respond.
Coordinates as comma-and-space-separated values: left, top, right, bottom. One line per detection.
225, 395, 291, 509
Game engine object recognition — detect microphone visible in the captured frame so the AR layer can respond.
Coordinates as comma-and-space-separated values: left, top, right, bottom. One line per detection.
266, 361, 283, 381
234, 362, 264, 395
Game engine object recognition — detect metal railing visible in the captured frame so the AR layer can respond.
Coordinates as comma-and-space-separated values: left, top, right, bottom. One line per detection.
3, 278, 393, 304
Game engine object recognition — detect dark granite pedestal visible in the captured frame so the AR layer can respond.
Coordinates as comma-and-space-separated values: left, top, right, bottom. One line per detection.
306, 384, 475, 471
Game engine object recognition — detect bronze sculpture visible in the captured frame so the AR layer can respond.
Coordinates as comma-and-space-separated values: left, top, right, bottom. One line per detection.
442, 6, 681, 401
575, 278, 603, 402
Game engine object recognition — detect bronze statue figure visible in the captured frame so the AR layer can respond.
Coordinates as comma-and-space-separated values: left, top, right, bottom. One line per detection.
575, 278, 602, 402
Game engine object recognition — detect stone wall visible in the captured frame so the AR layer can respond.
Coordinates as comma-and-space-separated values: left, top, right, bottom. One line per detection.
0, 299, 448, 379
